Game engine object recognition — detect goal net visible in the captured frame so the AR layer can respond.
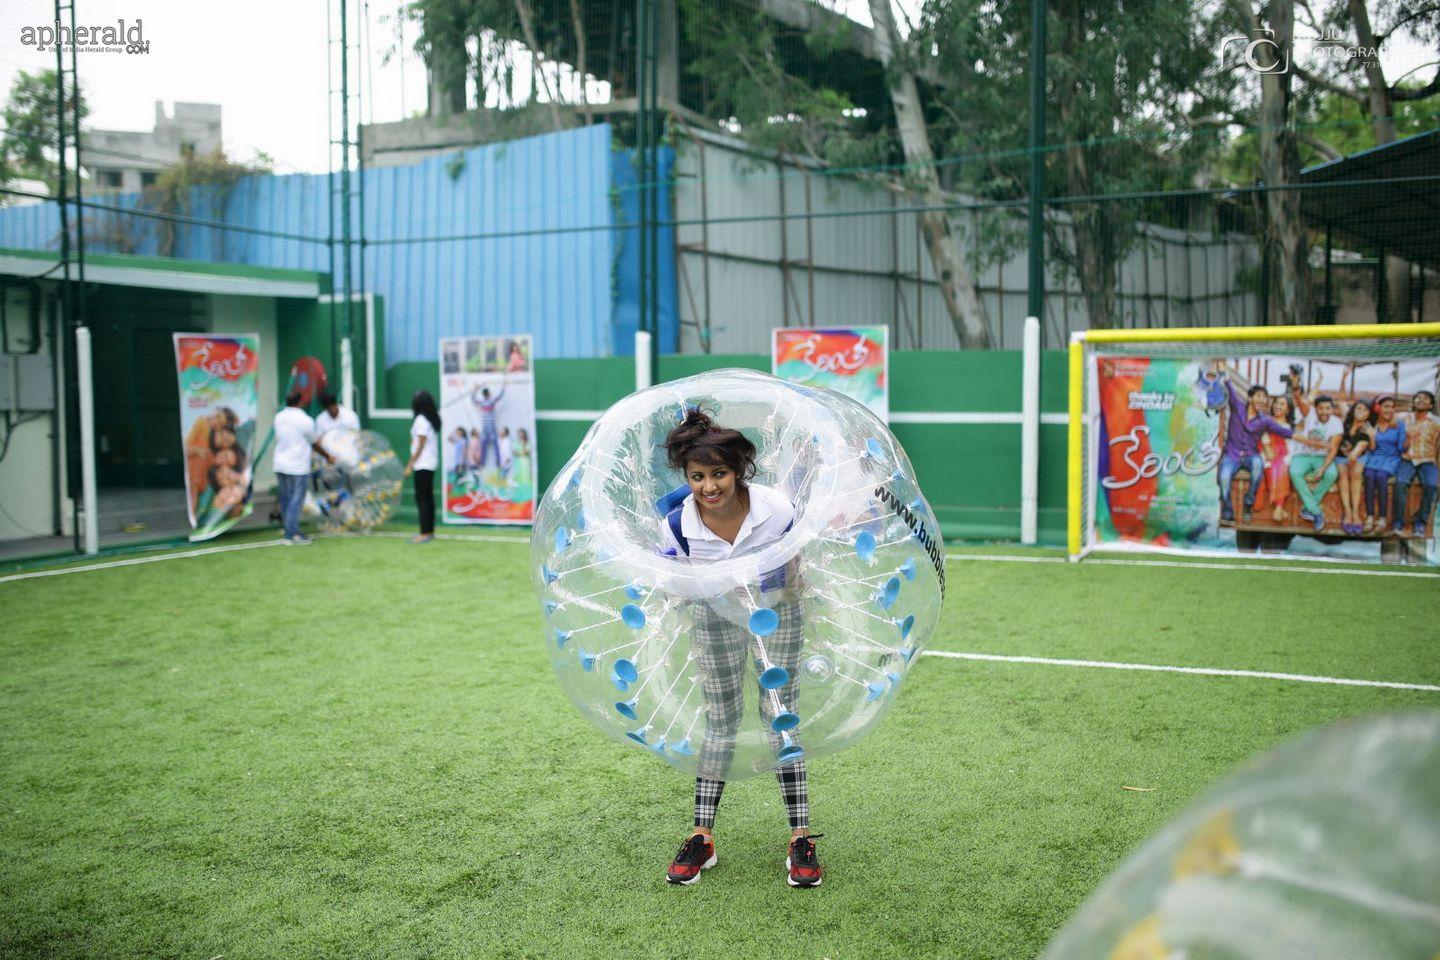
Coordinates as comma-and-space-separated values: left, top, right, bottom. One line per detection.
1068, 324, 1440, 567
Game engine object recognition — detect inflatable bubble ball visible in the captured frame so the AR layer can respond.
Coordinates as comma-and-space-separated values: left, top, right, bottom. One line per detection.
1041, 711, 1440, 960
532, 368, 945, 780
305, 428, 404, 533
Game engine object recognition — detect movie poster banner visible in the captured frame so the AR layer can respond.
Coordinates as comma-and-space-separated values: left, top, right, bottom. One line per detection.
772, 326, 889, 420
439, 334, 537, 524
174, 333, 261, 542
1093, 354, 1439, 566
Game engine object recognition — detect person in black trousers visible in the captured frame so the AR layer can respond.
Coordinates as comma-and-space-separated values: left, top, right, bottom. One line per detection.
403, 389, 441, 543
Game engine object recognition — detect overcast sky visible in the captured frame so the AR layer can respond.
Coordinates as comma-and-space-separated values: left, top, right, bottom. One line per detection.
0, 0, 426, 175
0, 0, 1433, 176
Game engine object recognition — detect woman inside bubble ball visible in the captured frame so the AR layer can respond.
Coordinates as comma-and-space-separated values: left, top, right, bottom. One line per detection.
659, 408, 823, 889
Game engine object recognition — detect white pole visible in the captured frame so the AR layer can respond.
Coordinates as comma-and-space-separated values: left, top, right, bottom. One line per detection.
1020, 316, 1040, 545
340, 336, 355, 412
75, 326, 99, 555
635, 330, 653, 392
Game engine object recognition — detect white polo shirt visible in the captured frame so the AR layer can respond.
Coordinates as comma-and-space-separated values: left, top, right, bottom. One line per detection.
273, 407, 316, 476
659, 483, 795, 560
316, 404, 360, 434
410, 414, 440, 472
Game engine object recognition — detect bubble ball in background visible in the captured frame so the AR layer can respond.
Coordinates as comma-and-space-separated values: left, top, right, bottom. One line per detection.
304, 428, 405, 533
532, 368, 945, 779
1041, 711, 1440, 960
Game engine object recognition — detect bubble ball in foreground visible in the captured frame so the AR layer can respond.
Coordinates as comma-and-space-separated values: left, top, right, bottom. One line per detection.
1041, 710, 1440, 960
532, 368, 945, 780
305, 428, 404, 533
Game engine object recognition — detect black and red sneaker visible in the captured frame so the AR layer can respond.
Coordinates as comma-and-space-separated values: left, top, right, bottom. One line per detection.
786, 834, 824, 887
666, 833, 717, 885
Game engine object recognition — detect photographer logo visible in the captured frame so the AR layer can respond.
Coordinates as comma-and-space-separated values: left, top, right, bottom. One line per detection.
19, 19, 149, 54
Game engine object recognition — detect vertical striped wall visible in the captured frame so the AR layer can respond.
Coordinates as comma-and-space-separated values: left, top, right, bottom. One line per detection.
0, 124, 651, 364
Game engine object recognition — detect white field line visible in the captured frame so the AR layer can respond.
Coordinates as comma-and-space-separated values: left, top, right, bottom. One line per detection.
0, 531, 532, 587
923, 650, 1440, 693
944, 552, 1440, 578
5, 535, 1433, 693
372, 531, 530, 545
0, 539, 287, 585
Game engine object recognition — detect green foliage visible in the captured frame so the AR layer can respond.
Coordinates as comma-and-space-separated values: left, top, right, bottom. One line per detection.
143, 147, 273, 257
1214, 96, 1440, 186
0, 69, 88, 201
678, 0, 891, 168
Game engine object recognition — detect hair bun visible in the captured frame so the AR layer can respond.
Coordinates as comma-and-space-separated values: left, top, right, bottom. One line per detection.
681, 406, 713, 430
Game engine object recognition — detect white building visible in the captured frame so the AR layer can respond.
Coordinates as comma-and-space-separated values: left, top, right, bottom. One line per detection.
86, 101, 222, 193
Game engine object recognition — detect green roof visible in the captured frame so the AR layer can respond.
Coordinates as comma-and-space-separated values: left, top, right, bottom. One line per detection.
0, 247, 329, 298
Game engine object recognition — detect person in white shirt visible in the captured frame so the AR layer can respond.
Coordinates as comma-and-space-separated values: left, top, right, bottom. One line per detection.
657, 408, 822, 890
498, 427, 514, 478
315, 390, 360, 436
403, 389, 442, 543
1287, 390, 1345, 532
272, 391, 333, 545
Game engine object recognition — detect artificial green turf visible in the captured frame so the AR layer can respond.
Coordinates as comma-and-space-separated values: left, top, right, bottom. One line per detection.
2, 538, 1436, 959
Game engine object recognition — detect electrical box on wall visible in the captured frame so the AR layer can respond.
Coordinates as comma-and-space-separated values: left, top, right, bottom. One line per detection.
1, 354, 55, 410
18, 354, 54, 409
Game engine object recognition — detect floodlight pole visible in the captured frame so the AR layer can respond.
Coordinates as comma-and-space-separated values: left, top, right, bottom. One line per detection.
1022, 0, 1046, 545
1026, 0, 1046, 337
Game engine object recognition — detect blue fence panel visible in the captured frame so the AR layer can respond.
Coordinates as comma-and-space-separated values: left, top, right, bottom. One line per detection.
610, 147, 679, 356
0, 123, 665, 363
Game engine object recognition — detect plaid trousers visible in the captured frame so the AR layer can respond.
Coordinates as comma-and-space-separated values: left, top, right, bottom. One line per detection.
690, 595, 809, 829
695, 761, 808, 830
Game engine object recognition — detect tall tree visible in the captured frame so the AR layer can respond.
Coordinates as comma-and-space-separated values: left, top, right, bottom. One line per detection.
0, 69, 88, 201
1231, 0, 1312, 324
867, 0, 992, 347
1290, 0, 1440, 321
918, 0, 1218, 330
417, 0, 471, 115
679, 0, 992, 346
569, 0, 592, 124
512, 0, 565, 129
1204, 0, 1440, 323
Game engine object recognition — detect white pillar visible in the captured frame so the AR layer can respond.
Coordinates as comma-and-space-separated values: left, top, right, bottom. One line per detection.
76, 326, 99, 555
340, 336, 355, 412
1020, 316, 1041, 545
635, 330, 653, 391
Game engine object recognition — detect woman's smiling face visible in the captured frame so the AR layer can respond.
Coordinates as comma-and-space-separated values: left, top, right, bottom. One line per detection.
686, 459, 738, 514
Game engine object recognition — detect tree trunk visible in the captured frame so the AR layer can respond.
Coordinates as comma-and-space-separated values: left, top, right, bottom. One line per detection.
569, 0, 592, 125
866, 0, 992, 348
1252, 0, 1311, 324
513, 0, 566, 131
1349, 0, 1409, 321
426, 24, 468, 117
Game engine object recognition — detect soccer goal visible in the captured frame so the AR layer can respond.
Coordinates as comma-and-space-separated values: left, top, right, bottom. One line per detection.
1067, 322, 1440, 564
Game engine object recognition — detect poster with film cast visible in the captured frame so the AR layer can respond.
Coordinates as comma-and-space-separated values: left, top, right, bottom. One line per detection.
173, 334, 261, 543
439, 335, 537, 524
1093, 353, 1440, 566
